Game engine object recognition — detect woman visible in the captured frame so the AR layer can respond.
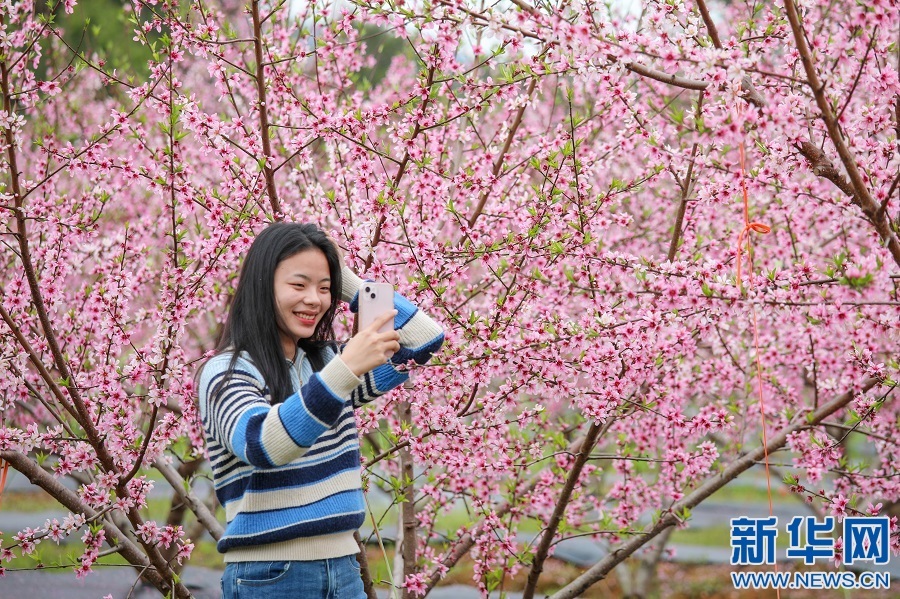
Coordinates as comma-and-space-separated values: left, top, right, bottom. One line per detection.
197, 222, 444, 598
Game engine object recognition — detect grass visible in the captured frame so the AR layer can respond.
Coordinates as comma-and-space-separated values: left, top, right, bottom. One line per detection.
1, 477, 787, 571
706, 481, 787, 503
0, 488, 62, 513
669, 524, 734, 550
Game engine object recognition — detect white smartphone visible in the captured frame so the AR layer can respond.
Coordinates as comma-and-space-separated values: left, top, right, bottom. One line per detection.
358, 282, 394, 333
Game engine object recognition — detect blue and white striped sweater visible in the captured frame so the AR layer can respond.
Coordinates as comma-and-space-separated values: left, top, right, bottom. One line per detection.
198, 278, 444, 561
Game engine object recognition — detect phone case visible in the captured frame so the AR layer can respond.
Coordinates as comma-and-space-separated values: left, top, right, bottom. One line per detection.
358, 282, 395, 333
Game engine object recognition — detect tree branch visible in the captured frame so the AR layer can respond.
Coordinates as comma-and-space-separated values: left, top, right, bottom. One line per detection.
365, 64, 437, 271
0, 302, 78, 421
1, 53, 119, 476
468, 77, 539, 228
522, 418, 612, 599
549, 378, 880, 599
782, 0, 900, 268
153, 458, 224, 540
694, 0, 722, 49
667, 94, 703, 261
0, 451, 190, 597
796, 141, 857, 198
251, 0, 281, 217
423, 429, 598, 592
398, 399, 417, 598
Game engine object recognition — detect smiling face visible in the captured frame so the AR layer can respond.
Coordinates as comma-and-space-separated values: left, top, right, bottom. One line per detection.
273, 248, 333, 360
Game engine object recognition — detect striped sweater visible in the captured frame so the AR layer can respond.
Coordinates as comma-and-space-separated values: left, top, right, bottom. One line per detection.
198, 268, 444, 561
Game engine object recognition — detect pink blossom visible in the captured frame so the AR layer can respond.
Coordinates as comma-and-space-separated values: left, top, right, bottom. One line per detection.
403, 573, 428, 596
831, 494, 850, 521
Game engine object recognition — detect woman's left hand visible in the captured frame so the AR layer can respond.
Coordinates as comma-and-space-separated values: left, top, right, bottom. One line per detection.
340, 310, 401, 376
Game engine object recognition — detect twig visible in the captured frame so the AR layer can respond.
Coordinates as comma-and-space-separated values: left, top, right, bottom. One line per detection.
251, 0, 281, 216
835, 27, 877, 124
668, 94, 704, 261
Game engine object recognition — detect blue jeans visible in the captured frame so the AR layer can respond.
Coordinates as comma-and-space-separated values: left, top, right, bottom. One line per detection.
221, 555, 366, 598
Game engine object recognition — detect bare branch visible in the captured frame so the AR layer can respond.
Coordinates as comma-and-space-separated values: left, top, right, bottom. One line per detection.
621, 61, 708, 91
695, 0, 722, 49
398, 399, 417, 599
153, 458, 224, 540
796, 141, 857, 198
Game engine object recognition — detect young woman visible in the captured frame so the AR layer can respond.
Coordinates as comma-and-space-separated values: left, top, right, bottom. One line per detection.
197, 222, 444, 598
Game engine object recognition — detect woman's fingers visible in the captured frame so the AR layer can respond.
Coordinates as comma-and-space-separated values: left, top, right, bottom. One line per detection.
379, 336, 400, 356
377, 334, 401, 362
364, 310, 397, 333
343, 311, 402, 374
383, 341, 401, 363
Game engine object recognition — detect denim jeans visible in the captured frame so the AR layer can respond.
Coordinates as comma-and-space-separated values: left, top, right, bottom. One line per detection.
221, 555, 366, 598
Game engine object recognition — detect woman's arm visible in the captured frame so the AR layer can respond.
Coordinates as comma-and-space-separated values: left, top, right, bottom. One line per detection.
198, 354, 361, 467
339, 266, 445, 407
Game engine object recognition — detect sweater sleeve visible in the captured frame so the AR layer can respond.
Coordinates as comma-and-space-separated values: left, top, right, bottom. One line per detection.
339, 266, 445, 408
198, 354, 361, 467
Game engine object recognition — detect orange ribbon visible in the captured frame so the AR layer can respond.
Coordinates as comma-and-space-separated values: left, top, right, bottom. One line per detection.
0, 459, 9, 509
735, 142, 771, 290
735, 138, 780, 598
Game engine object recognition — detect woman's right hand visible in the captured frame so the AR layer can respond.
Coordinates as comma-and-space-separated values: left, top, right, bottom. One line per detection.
340, 311, 401, 377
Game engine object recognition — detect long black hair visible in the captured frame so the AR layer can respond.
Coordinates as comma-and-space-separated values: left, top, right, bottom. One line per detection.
215, 222, 342, 403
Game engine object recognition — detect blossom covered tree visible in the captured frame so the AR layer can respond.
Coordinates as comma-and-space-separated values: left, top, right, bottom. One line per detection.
0, 0, 898, 597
